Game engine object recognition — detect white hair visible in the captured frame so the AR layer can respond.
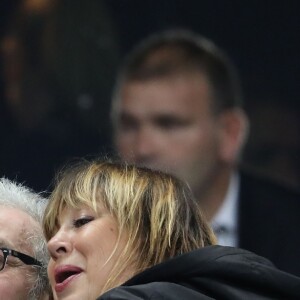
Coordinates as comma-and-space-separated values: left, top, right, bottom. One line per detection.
0, 178, 50, 299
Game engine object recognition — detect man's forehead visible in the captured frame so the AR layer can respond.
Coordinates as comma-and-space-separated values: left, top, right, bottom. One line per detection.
120, 74, 213, 116
0, 206, 37, 250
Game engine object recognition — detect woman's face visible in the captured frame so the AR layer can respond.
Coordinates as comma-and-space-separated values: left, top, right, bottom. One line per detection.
47, 203, 134, 300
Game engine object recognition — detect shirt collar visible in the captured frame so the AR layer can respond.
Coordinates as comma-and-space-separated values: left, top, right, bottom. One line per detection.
211, 172, 239, 233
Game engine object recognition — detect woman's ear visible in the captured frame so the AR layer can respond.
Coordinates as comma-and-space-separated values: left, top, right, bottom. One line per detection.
218, 108, 249, 164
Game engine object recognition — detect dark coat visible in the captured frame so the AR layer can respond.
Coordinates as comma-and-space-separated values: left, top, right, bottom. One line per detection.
98, 246, 300, 300
238, 169, 300, 276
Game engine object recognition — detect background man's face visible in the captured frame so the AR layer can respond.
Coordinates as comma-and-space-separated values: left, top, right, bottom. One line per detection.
0, 206, 38, 300
115, 73, 225, 196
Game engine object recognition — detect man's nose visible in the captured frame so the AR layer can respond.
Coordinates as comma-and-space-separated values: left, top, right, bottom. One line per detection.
134, 127, 160, 159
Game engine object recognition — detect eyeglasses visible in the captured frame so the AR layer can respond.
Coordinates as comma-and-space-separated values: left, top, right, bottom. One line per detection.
0, 247, 42, 271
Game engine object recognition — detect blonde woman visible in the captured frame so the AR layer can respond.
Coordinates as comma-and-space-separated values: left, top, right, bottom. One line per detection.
43, 160, 300, 300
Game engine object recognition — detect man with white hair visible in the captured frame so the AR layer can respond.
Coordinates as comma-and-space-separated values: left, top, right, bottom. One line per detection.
0, 178, 51, 299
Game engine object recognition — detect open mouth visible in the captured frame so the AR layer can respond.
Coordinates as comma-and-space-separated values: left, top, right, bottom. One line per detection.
55, 266, 83, 284
56, 271, 80, 283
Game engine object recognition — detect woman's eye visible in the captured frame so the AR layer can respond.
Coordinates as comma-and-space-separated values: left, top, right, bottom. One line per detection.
73, 217, 94, 228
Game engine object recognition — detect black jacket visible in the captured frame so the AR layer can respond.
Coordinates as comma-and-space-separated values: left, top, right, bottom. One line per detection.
238, 168, 300, 276
98, 246, 300, 300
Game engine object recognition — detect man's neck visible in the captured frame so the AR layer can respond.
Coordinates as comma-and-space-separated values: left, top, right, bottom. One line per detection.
195, 168, 232, 221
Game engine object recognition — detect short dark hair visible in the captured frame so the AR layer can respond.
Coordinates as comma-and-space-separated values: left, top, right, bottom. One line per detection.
113, 29, 243, 115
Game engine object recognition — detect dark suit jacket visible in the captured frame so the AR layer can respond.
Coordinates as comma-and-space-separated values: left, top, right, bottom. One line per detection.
238, 168, 300, 276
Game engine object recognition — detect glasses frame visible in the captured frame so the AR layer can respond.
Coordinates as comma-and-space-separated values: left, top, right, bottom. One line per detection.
0, 247, 42, 271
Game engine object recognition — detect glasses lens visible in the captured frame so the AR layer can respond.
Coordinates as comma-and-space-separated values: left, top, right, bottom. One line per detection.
0, 249, 5, 271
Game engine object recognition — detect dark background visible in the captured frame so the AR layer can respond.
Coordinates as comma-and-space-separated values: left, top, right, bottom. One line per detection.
1, 0, 299, 192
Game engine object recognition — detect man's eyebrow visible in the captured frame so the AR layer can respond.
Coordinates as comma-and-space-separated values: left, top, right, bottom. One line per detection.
0, 239, 14, 249
153, 113, 190, 122
154, 113, 185, 119
120, 112, 136, 119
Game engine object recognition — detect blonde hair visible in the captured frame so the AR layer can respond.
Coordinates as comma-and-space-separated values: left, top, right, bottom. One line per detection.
43, 159, 216, 292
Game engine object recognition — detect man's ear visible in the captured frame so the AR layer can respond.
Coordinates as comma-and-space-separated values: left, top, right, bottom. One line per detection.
218, 108, 249, 164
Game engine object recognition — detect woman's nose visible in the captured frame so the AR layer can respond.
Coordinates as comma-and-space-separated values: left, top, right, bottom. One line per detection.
47, 230, 72, 259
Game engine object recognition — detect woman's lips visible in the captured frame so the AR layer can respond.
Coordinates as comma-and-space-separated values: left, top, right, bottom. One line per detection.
54, 265, 83, 293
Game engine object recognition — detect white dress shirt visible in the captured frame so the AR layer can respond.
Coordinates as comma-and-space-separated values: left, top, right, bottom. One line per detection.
211, 173, 239, 247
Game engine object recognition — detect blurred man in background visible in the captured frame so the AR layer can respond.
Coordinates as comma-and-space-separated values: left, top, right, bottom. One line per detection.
111, 29, 300, 276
